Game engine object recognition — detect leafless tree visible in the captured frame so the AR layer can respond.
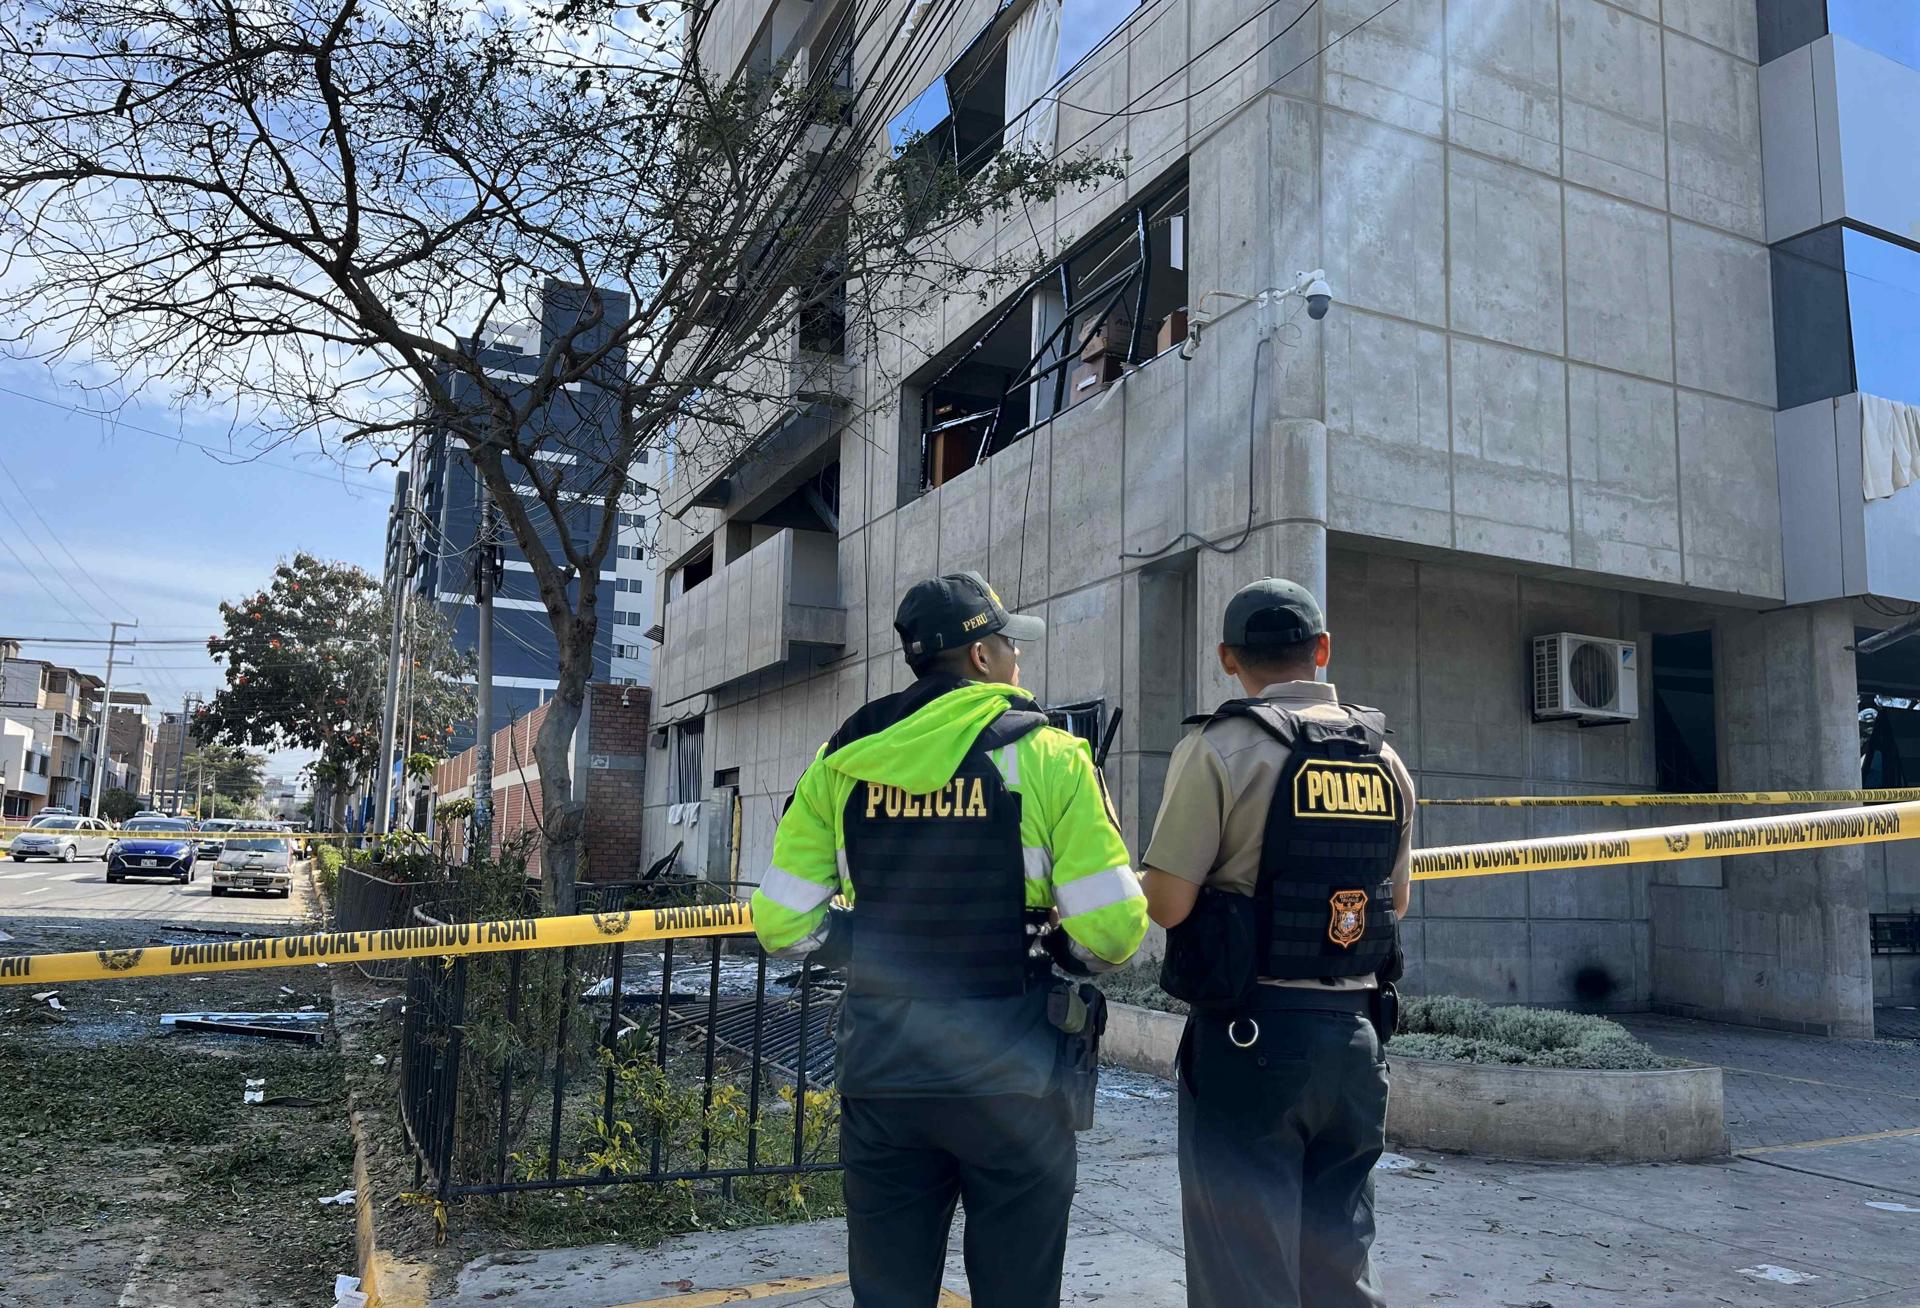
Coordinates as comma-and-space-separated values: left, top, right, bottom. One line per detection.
0, 0, 1118, 908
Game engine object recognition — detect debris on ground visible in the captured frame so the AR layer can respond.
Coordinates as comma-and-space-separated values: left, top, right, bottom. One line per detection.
162, 1011, 330, 1042
318, 1190, 356, 1207
1738, 1264, 1819, 1284
30, 990, 64, 1011
333, 1273, 368, 1306
1866, 1200, 1920, 1213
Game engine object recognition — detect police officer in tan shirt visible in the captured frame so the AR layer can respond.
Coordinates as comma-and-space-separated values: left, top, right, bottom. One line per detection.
1143, 578, 1413, 1308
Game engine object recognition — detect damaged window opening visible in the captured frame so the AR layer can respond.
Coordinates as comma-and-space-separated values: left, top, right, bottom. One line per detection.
1045, 698, 1106, 749
887, 3, 1014, 182
916, 174, 1188, 492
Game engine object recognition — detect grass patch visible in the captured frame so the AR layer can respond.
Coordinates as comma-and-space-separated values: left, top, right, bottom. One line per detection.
1396, 995, 1680, 1071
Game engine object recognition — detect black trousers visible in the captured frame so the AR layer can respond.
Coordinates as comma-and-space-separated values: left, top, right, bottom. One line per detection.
1177, 992, 1390, 1308
839, 1092, 1077, 1308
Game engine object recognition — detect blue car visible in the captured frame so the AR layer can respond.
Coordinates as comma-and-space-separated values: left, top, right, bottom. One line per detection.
108, 818, 199, 885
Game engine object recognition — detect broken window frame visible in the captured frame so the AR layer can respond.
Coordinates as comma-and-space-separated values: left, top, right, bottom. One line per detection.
886, 1, 1019, 175
916, 173, 1189, 492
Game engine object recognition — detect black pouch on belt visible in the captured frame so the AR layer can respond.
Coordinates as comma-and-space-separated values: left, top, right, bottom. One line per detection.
1158, 886, 1259, 1010
1050, 981, 1108, 1130
1369, 982, 1400, 1046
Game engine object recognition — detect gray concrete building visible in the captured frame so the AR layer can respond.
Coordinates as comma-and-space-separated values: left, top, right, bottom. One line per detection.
647, 0, 1920, 1037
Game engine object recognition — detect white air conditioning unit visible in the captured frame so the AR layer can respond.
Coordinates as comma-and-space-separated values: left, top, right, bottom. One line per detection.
1531, 633, 1639, 724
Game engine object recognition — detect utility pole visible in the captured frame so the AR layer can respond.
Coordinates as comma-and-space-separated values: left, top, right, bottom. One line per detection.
89, 619, 134, 819
168, 693, 197, 816
472, 489, 497, 858
374, 470, 412, 836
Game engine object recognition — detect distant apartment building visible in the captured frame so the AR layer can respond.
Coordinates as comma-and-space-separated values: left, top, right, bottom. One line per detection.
1, 644, 103, 813
105, 691, 156, 801
646, 0, 1920, 1038
150, 709, 198, 814
0, 717, 53, 820
388, 282, 659, 750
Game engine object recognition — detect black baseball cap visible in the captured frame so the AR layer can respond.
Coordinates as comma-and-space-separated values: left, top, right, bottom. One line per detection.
895, 571, 1045, 662
1222, 577, 1326, 646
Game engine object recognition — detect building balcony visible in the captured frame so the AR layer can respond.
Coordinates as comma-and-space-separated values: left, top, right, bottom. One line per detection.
663, 292, 853, 523
654, 527, 845, 704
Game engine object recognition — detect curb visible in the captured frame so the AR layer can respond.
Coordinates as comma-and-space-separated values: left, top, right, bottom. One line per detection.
315, 858, 435, 1307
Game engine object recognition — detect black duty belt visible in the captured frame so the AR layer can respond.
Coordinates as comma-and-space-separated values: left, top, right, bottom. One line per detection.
1238, 985, 1374, 1015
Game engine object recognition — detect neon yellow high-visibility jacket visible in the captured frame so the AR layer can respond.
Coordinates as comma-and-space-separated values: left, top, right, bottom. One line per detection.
753, 678, 1147, 969
752, 677, 1147, 1097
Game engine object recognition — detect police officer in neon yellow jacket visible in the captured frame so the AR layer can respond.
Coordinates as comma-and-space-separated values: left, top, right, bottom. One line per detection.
754, 571, 1147, 1308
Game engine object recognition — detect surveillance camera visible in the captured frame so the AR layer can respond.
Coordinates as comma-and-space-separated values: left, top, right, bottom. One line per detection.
1299, 270, 1333, 320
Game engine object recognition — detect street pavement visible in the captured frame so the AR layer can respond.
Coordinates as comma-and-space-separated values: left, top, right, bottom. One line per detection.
0, 852, 314, 931
447, 1069, 1920, 1307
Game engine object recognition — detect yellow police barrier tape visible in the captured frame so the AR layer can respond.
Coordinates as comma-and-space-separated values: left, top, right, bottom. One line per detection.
7, 804, 1919, 985
0, 826, 418, 839
1420, 788, 1920, 807
1411, 800, 1919, 881
0, 901, 755, 987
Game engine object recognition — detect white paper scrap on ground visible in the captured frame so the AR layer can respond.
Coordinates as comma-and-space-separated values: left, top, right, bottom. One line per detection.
1375, 1152, 1424, 1172
334, 1272, 369, 1307
370, 1054, 388, 1067
243, 1089, 264, 1104
1739, 1265, 1820, 1284
245, 1078, 266, 1087
1866, 1201, 1920, 1213
319, 1189, 356, 1206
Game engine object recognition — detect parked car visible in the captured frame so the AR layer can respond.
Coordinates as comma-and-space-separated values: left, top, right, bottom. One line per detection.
211, 836, 294, 898
38, 805, 73, 816
9, 816, 115, 862
131, 809, 170, 820
107, 818, 198, 884
195, 818, 239, 860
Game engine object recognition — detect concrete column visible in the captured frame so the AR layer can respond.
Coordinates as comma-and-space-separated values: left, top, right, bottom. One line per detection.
1195, 414, 1329, 709
1652, 600, 1873, 1037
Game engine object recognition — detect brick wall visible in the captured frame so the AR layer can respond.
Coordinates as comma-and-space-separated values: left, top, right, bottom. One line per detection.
429, 684, 651, 883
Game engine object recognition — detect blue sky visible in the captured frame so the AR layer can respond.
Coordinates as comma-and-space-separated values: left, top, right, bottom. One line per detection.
0, 369, 397, 778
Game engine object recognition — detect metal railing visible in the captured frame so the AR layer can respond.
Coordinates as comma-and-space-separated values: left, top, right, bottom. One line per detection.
333, 865, 441, 983
396, 891, 841, 1202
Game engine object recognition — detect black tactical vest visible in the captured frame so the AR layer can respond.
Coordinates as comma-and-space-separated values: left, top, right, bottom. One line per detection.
838, 708, 1047, 999
1211, 700, 1404, 980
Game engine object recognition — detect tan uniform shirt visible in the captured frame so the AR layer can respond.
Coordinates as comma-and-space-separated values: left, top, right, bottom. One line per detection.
1143, 680, 1416, 990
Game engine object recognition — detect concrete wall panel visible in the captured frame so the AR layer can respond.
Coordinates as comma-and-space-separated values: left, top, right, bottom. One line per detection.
1449, 338, 1572, 566
1671, 219, 1776, 408
1569, 365, 1682, 584
1559, 0, 1667, 210
1678, 391, 1785, 597
1565, 189, 1673, 381
1663, 0, 1759, 62
1448, 150, 1566, 354
1664, 33, 1765, 240
1322, 0, 1444, 137
1322, 110, 1447, 328
1445, 0, 1561, 174
1325, 312, 1452, 547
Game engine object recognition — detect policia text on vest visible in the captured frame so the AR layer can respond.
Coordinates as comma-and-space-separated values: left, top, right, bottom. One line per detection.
750, 572, 1149, 1308
1142, 578, 1412, 1308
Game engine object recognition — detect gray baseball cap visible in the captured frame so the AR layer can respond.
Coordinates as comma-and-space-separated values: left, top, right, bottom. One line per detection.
1222, 577, 1325, 646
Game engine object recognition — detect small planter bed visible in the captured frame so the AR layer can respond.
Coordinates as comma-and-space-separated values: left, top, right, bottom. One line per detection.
1096, 981, 1726, 1162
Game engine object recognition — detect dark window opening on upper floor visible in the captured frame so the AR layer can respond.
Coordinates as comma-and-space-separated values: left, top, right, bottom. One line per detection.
913, 173, 1188, 492
1651, 631, 1719, 792
888, 15, 1010, 184
681, 550, 715, 593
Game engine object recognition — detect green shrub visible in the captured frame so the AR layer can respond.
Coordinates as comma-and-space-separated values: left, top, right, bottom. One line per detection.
312, 842, 345, 897
1397, 995, 1678, 1071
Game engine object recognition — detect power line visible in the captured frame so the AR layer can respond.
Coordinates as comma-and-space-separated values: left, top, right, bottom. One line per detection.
0, 383, 391, 493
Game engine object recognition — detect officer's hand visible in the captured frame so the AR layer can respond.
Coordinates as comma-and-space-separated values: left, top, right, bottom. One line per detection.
1044, 926, 1096, 977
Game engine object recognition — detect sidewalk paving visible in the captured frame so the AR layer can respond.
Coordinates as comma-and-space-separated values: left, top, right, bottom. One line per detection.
444, 1068, 1920, 1307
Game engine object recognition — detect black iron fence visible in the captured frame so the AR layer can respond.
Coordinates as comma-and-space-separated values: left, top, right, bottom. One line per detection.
397, 894, 842, 1202
334, 865, 441, 983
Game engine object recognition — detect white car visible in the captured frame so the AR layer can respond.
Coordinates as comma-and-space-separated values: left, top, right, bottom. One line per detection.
195, 818, 240, 860
10, 816, 116, 862
211, 836, 294, 898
